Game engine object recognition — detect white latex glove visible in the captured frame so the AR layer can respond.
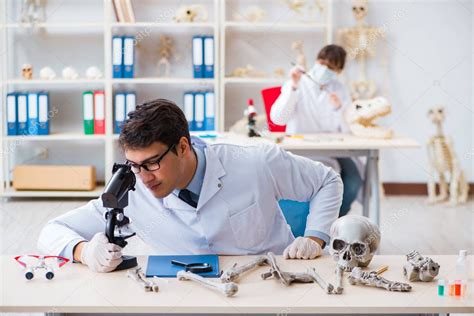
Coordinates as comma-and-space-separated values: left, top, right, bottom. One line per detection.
283, 236, 322, 260
80, 232, 123, 272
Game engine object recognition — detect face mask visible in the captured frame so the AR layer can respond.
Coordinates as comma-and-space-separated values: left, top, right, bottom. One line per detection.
309, 63, 336, 85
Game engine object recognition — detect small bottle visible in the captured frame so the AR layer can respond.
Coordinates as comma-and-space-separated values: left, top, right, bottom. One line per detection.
456, 250, 468, 278
437, 279, 445, 296
461, 279, 468, 297
455, 280, 462, 296
449, 280, 455, 296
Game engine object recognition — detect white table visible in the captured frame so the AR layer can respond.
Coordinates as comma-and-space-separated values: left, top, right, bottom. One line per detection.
203, 132, 421, 226
1, 255, 472, 314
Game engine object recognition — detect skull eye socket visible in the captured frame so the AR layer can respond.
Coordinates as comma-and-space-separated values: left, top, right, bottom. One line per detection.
351, 242, 367, 256
332, 239, 346, 251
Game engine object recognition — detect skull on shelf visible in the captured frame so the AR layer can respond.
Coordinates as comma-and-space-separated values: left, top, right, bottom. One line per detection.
329, 215, 381, 272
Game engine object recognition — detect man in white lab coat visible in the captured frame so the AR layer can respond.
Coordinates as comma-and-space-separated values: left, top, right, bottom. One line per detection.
38, 99, 343, 272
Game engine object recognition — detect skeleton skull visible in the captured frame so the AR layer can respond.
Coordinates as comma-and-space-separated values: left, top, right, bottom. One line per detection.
22, 64, 33, 80
351, 0, 368, 22
329, 215, 381, 271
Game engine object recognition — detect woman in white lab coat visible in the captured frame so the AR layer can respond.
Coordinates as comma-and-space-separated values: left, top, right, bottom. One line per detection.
270, 45, 362, 217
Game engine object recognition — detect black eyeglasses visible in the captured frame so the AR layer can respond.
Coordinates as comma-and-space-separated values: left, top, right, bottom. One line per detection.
126, 144, 175, 174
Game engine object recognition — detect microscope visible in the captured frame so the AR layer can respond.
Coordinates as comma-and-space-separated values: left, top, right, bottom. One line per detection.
101, 163, 138, 271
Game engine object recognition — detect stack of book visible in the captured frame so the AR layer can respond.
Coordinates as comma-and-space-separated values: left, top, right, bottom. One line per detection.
112, 0, 135, 23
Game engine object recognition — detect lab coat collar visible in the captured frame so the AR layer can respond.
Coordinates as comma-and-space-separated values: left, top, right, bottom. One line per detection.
163, 139, 226, 211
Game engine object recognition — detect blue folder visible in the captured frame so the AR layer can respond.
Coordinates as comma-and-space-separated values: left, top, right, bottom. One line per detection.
112, 36, 124, 78
145, 254, 220, 278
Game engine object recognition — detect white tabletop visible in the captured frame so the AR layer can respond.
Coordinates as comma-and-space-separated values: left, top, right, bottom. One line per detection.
201, 132, 421, 151
1, 255, 472, 314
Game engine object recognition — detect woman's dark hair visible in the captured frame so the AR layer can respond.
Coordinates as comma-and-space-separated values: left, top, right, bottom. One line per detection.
119, 98, 190, 152
317, 44, 347, 71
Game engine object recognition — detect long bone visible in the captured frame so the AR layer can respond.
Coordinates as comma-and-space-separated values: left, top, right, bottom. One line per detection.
177, 270, 239, 297
306, 267, 335, 294
334, 265, 344, 294
260, 252, 314, 286
220, 255, 269, 283
127, 267, 159, 292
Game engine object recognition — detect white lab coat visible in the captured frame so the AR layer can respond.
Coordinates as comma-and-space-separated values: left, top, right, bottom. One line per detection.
270, 76, 352, 135
270, 76, 359, 175
38, 138, 343, 259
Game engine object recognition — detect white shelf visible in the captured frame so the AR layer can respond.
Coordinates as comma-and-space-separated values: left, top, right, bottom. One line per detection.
224, 77, 286, 85
6, 22, 104, 28
112, 78, 215, 84
224, 21, 327, 30
2, 185, 105, 198
4, 133, 107, 141
111, 22, 214, 28
6, 79, 105, 85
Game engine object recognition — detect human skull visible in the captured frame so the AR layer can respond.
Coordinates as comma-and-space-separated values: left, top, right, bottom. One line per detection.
427, 106, 445, 125
329, 215, 381, 271
22, 64, 33, 80
351, 0, 368, 21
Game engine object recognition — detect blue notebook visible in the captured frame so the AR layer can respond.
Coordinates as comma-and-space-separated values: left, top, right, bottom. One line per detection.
145, 254, 220, 278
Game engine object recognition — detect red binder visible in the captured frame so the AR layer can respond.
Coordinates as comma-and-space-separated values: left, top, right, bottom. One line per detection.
93, 90, 105, 134
261, 86, 286, 132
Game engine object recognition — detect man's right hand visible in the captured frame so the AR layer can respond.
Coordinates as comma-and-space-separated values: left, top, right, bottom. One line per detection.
290, 66, 304, 89
76, 232, 123, 273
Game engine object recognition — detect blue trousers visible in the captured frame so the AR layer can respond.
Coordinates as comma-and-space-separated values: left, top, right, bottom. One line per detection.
337, 158, 363, 217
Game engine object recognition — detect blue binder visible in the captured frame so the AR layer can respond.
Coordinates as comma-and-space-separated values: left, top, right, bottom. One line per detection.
122, 36, 135, 78
205, 91, 215, 131
203, 36, 214, 78
38, 92, 50, 135
6, 93, 17, 136
194, 92, 205, 131
17, 93, 28, 135
112, 36, 124, 78
27, 92, 39, 135
114, 92, 126, 134
145, 254, 220, 278
192, 36, 204, 78
183, 91, 195, 131
125, 92, 136, 117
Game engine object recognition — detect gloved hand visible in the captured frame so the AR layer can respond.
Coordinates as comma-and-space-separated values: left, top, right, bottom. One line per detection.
283, 236, 322, 260
80, 232, 123, 272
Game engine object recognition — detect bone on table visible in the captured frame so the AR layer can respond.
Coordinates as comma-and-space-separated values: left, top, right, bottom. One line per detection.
348, 267, 412, 292
261, 252, 314, 286
306, 267, 335, 294
127, 267, 159, 292
177, 270, 239, 297
334, 265, 344, 294
220, 255, 269, 283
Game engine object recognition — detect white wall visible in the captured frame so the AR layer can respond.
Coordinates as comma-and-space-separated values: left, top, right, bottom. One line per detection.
4, 0, 472, 183
332, 0, 473, 182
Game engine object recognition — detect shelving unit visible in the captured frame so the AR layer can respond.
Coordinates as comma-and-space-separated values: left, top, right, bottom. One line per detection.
1, 0, 332, 198
220, 0, 333, 130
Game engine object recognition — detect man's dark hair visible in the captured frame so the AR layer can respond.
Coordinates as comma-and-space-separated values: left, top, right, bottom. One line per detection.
119, 98, 190, 152
317, 44, 347, 71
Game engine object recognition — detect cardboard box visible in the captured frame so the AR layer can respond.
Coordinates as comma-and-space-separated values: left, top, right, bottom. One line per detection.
13, 165, 97, 191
